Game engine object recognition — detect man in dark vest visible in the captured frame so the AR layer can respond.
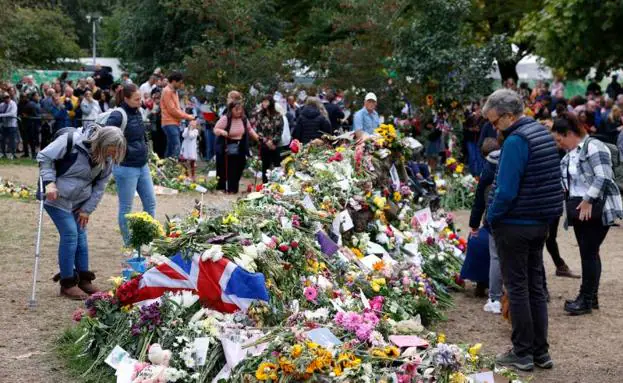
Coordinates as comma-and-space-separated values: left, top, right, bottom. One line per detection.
484, 89, 563, 372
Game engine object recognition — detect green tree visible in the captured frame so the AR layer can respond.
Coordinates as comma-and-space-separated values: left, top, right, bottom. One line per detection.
0, 3, 81, 76
183, 0, 292, 98
468, 0, 543, 84
518, 0, 623, 78
393, 0, 498, 104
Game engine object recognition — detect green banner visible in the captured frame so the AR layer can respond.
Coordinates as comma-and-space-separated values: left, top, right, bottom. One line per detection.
10, 69, 93, 85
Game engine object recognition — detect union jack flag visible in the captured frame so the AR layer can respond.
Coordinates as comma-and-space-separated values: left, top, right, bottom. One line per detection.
132, 253, 269, 313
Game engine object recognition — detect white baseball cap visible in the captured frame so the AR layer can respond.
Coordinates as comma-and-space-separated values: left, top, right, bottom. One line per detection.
364, 92, 377, 102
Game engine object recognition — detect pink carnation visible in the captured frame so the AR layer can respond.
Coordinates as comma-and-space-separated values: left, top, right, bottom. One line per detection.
370, 296, 385, 311
304, 286, 318, 302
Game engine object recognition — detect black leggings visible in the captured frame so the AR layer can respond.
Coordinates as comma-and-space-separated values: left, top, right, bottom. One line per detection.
545, 216, 566, 268
572, 219, 610, 298
260, 145, 281, 184
216, 153, 246, 193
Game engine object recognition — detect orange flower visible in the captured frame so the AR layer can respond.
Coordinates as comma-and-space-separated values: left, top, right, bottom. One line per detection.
373, 260, 385, 271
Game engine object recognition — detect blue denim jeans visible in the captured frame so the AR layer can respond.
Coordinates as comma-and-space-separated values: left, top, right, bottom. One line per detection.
205, 127, 216, 161
488, 234, 503, 301
113, 164, 157, 246
163, 124, 181, 158
1, 126, 18, 156
44, 204, 89, 278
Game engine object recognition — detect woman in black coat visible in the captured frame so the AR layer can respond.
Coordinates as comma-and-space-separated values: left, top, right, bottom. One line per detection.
293, 97, 332, 144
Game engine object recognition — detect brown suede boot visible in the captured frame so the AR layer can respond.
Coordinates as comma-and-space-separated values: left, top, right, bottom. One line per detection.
59, 276, 88, 300
78, 271, 100, 295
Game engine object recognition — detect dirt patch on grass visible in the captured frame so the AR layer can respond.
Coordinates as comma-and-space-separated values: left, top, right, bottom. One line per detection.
437, 210, 623, 382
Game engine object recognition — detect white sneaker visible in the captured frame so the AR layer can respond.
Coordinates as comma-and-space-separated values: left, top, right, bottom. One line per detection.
483, 299, 502, 314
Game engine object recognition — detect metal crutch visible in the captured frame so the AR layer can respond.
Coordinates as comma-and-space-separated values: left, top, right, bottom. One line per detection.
29, 176, 45, 309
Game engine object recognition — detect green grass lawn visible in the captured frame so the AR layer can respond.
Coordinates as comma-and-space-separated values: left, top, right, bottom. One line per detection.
0, 157, 38, 166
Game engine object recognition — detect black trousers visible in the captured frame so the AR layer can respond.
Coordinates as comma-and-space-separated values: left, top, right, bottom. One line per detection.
216, 153, 246, 193
22, 123, 40, 158
493, 223, 549, 357
260, 145, 281, 184
545, 216, 566, 268
572, 219, 610, 299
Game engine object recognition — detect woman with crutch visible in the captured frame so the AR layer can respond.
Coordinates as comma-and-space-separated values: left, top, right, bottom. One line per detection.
37, 126, 126, 299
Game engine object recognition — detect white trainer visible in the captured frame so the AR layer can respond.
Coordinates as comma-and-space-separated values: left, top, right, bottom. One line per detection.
483, 299, 502, 314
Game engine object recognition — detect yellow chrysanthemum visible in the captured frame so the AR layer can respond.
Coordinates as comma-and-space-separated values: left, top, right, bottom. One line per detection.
351, 248, 364, 259
384, 346, 400, 358
437, 333, 446, 344
469, 343, 482, 357
291, 344, 303, 358
393, 191, 402, 202
255, 362, 278, 381
450, 372, 468, 383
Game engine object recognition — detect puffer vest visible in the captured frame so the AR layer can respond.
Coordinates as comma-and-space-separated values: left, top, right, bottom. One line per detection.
489, 117, 563, 222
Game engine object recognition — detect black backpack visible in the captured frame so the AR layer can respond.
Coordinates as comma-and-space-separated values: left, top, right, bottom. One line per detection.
36, 127, 99, 200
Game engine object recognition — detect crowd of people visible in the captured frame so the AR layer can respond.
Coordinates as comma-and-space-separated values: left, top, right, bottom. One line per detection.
460, 84, 623, 372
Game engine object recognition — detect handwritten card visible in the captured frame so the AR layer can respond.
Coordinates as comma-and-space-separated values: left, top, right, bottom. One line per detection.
339, 210, 354, 232
302, 195, 316, 211
390, 164, 400, 190
414, 207, 433, 227
305, 328, 343, 348
105, 345, 131, 370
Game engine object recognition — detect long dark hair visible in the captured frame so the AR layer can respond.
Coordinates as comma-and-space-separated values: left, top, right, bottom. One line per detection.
115, 83, 138, 107
261, 94, 277, 116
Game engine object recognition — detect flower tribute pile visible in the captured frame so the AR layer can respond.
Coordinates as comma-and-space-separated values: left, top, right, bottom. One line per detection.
0, 177, 36, 200
148, 153, 218, 193
64, 134, 520, 383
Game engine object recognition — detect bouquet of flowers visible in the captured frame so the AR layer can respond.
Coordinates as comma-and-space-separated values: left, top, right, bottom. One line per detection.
0, 178, 35, 200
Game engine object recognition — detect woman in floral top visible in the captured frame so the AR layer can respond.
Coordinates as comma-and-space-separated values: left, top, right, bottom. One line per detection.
255, 94, 284, 183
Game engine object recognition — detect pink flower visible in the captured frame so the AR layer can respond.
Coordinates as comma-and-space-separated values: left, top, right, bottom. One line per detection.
72, 308, 84, 322
370, 296, 385, 312
446, 213, 455, 224
355, 322, 374, 341
304, 286, 318, 302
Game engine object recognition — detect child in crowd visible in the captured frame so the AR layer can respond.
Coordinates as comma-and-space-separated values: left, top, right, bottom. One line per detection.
466, 137, 503, 314
180, 123, 199, 180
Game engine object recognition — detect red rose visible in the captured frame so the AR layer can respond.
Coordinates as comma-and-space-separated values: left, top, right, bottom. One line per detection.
256, 184, 264, 192
278, 244, 290, 252
290, 139, 301, 154
247, 184, 253, 193
290, 240, 299, 249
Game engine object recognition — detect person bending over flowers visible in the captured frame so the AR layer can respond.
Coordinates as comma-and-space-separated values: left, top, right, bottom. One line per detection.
38, 126, 126, 300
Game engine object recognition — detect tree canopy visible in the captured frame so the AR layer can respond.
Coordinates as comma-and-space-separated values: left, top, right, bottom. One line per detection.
0, 2, 81, 76
518, 0, 623, 79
